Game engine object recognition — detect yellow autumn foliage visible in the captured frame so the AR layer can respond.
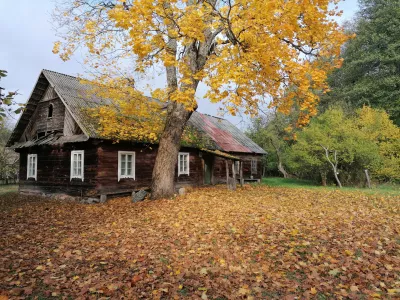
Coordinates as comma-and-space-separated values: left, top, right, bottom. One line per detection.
53, 0, 348, 141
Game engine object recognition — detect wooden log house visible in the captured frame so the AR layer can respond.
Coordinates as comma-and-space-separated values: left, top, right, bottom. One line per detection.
6, 70, 266, 200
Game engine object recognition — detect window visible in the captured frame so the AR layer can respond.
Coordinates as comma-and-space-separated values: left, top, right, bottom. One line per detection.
37, 132, 46, 139
118, 151, 135, 181
178, 152, 190, 176
70, 150, 84, 181
27, 154, 37, 180
48, 104, 53, 118
251, 159, 257, 174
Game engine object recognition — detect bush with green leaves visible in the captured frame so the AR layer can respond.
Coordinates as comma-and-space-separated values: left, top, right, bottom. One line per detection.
287, 107, 400, 186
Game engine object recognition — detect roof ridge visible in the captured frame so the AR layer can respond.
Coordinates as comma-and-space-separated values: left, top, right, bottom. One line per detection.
201, 113, 225, 120
42, 69, 79, 80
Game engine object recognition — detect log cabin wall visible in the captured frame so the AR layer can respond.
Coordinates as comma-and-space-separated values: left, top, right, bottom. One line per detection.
176, 147, 203, 188
96, 142, 203, 194
64, 110, 82, 136
17, 142, 98, 197
212, 153, 263, 184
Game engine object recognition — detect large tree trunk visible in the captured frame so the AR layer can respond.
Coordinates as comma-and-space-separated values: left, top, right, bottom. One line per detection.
150, 102, 193, 199
150, 2, 219, 199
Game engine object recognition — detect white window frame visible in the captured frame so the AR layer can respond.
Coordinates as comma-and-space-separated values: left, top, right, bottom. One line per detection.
251, 159, 257, 174
178, 152, 190, 176
118, 151, 136, 182
27, 154, 37, 180
70, 150, 84, 181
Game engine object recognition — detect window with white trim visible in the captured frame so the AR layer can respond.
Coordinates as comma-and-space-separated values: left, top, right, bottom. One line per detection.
70, 150, 84, 181
178, 152, 189, 176
251, 159, 257, 174
27, 154, 37, 180
118, 151, 135, 181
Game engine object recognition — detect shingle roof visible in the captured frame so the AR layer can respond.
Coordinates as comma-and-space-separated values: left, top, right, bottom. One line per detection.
11, 133, 89, 149
8, 70, 266, 154
42, 69, 110, 138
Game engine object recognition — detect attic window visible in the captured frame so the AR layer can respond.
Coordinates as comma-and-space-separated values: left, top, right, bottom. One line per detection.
48, 104, 53, 118
37, 132, 46, 139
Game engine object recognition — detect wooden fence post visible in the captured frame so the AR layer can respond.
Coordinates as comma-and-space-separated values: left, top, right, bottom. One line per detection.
364, 169, 371, 189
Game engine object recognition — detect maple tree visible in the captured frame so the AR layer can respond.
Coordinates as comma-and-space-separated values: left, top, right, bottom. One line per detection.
53, 0, 348, 199
1, 186, 399, 298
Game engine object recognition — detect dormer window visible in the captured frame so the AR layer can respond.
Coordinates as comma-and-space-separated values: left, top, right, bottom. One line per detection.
48, 104, 53, 118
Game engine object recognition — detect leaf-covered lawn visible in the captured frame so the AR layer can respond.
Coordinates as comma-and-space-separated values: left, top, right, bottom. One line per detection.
1, 186, 399, 299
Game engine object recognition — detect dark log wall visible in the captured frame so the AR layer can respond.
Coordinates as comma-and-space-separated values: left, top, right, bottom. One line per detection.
212, 154, 263, 184
16, 139, 262, 197
17, 142, 98, 197
96, 142, 203, 194
176, 147, 203, 187
19, 98, 65, 141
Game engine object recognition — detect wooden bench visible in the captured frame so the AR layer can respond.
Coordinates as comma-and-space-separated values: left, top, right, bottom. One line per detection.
243, 178, 260, 183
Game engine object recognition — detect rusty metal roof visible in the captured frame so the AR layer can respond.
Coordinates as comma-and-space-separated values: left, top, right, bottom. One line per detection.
188, 113, 266, 154
8, 70, 266, 154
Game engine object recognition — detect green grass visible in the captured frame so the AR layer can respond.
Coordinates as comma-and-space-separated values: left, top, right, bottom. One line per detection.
262, 177, 400, 197
0, 184, 18, 195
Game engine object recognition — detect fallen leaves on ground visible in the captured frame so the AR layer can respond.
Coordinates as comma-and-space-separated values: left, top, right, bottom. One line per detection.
0, 185, 399, 299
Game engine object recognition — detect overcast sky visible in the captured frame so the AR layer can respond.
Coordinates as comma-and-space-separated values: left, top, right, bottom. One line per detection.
0, 0, 359, 127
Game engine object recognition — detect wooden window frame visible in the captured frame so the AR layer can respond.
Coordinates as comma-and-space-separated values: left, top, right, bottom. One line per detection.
178, 152, 190, 176
251, 159, 257, 174
27, 154, 37, 180
70, 150, 84, 181
118, 151, 136, 182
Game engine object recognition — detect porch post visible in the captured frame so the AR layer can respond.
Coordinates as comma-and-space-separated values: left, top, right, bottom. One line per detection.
211, 156, 215, 185
225, 159, 229, 189
232, 161, 237, 190
240, 161, 244, 186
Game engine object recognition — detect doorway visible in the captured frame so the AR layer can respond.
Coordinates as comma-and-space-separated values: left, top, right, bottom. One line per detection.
204, 156, 213, 185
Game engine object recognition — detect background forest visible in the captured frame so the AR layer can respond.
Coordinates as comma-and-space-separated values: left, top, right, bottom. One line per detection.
248, 0, 400, 187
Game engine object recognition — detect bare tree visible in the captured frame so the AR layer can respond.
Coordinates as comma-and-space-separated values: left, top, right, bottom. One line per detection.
321, 145, 342, 188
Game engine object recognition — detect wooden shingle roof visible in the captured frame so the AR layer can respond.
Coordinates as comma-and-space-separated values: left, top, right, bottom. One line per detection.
8, 70, 266, 154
